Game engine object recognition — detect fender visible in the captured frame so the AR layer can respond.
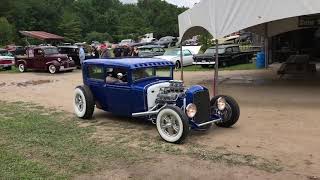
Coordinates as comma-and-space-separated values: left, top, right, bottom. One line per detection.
16, 59, 27, 66
46, 60, 60, 67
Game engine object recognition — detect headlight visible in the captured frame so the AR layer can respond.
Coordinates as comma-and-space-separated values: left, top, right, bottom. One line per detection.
69, 57, 73, 61
217, 97, 226, 111
186, 103, 197, 118
57, 58, 61, 62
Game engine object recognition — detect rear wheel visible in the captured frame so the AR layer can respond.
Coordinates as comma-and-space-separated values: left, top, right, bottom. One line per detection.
156, 105, 189, 144
74, 85, 95, 119
210, 95, 240, 128
18, 63, 26, 73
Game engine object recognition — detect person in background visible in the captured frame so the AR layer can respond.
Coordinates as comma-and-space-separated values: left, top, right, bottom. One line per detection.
78, 45, 85, 65
132, 46, 139, 57
113, 45, 122, 57
101, 45, 111, 58
123, 45, 130, 57
92, 46, 99, 58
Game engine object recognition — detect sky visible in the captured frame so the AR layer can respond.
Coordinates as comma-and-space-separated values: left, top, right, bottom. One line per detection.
120, 0, 201, 7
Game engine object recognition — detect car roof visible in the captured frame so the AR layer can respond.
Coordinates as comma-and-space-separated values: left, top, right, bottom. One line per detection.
209, 44, 239, 49
138, 45, 164, 49
57, 46, 78, 49
84, 58, 175, 69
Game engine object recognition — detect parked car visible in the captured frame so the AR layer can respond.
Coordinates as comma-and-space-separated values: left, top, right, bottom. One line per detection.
119, 39, 135, 46
73, 58, 240, 143
155, 48, 194, 69
15, 46, 76, 74
193, 44, 254, 67
138, 45, 165, 57
155, 36, 178, 48
58, 46, 81, 68
0, 48, 15, 70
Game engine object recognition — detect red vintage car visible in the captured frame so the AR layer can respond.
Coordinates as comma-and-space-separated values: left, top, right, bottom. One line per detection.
15, 46, 76, 74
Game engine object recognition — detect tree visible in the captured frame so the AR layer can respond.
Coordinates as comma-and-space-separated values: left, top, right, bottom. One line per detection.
58, 12, 82, 43
85, 31, 113, 43
199, 32, 213, 53
0, 17, 14, 46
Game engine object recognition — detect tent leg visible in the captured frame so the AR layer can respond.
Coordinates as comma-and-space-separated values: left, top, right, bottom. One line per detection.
214, 39, 219, 96
180, 45, 184, 81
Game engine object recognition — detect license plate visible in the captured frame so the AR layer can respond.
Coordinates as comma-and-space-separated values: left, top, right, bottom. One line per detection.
60, 66, 64, 70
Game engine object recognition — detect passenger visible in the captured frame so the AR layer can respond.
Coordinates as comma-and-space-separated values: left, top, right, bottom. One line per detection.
106, 74, 122, 83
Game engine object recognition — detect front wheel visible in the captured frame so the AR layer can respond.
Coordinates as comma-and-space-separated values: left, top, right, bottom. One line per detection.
156, 105, 189, 144
210, 95, 240, 128
48, 64, 57, 74
74, 86, 95, 119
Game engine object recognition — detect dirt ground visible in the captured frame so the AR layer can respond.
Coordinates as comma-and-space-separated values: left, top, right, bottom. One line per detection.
1, 66, 320, 180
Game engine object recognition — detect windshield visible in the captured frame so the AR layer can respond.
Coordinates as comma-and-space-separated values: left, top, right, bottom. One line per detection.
205, 48, 225, 54
139, 48, 152, 52
163, 49, 179, 56
0, 50, 13, 56
44, 48, 59, 55
132, 67, 172, 82
121, 39, 132, 43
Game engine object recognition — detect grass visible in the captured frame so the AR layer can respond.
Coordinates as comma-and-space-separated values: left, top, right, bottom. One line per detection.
180, 63, 257, 71
0, 101, 140, 179
0, 101, 283, 179
0, 66, 20, 73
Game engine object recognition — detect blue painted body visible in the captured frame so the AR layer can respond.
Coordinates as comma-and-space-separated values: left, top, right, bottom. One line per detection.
82, 58, 221, 129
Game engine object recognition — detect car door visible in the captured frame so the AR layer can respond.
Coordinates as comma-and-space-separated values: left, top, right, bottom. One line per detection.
105, 67, 132, 116
183, 49, 193, 66
33, 49, 46, 69
85, 64, 108, 109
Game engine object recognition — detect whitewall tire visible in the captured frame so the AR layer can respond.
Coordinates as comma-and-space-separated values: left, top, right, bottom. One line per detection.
156, 105, 189, 143
74, 86, 95, 119
48, 65, 57, 74
18, 63, 25, 72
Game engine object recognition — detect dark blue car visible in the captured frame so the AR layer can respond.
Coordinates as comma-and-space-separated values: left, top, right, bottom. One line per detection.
74, 58, 240, 143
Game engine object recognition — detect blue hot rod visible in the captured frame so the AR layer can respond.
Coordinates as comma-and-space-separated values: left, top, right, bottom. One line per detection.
74, 58, 240, 143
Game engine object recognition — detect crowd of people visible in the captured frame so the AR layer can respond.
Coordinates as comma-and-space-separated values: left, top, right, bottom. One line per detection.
84, 43, 140, 60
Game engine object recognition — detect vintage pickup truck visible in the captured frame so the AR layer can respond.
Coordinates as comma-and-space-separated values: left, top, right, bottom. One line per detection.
74, 58, 240, 143
15, 46, 76, 74
193, 44, 254, 68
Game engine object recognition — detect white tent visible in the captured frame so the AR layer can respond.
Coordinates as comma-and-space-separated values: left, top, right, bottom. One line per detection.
179, 0, 320, 40
178, 0, 320, 95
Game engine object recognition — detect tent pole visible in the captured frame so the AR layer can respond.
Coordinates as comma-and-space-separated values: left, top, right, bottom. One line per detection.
214, 39, 219, 96
265, 23, 269, 69
180, 45, 184, 81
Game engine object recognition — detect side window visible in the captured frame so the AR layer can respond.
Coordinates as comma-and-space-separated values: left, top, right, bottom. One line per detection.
105, 67, 128, 85
88, 65, 104, 80
183, 50, 192, 56
34, 49, 43, 56
225, 48, 232, 54
232, 46, 240, 53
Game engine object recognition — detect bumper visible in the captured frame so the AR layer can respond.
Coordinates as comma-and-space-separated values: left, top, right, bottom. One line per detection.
59, 66, 76, 71
193, 62, 215, 65
0, 64, 14, 68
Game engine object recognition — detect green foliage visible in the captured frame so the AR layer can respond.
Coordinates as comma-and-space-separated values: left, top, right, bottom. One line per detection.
0, 17, 14, 46
199, 32, 213, 52
1, 0, 186, 45
85, 31, 113, 43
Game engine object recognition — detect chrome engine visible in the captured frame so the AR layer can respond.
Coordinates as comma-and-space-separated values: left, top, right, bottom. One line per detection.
155, 80, 185, 104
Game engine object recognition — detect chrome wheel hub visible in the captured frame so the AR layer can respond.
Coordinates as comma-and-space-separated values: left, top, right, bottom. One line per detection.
75, 94, 84, 112
160, 114, 180, 137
